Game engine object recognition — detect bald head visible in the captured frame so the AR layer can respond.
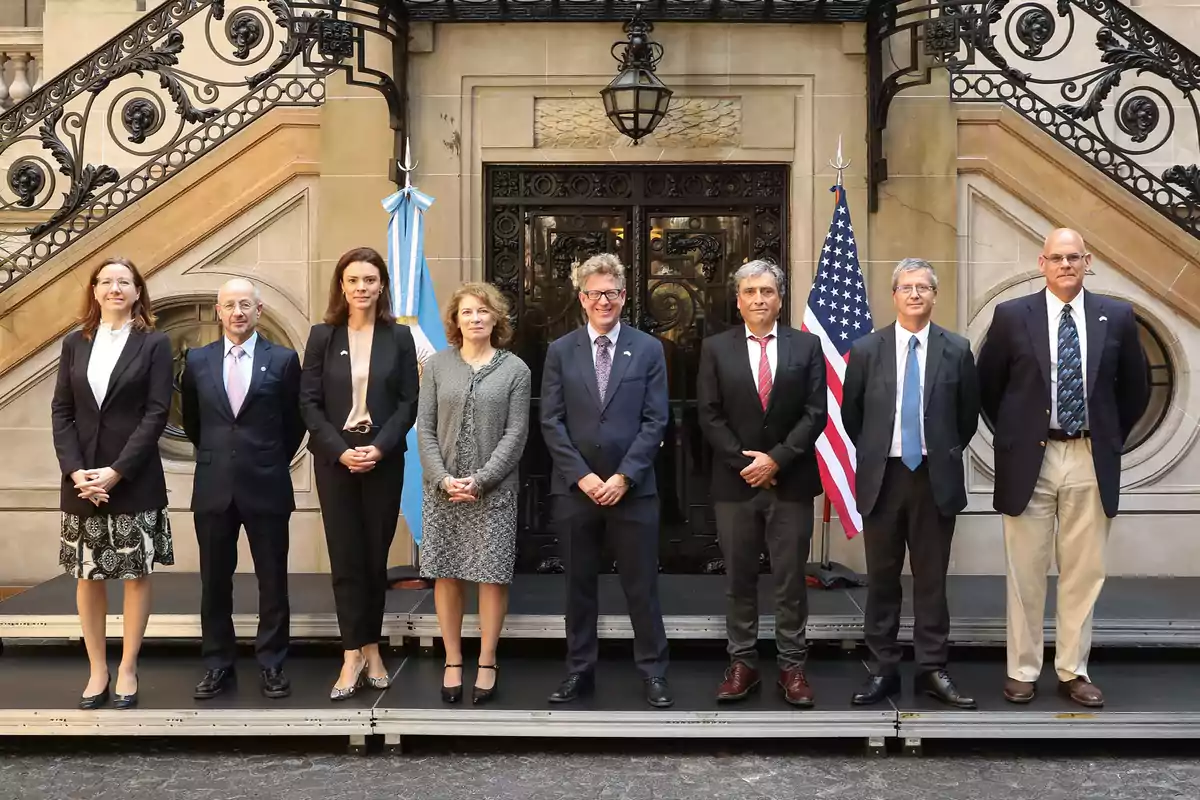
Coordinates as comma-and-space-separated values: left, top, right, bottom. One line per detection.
216, 278, 263, 344
1038, 227, 1090, 302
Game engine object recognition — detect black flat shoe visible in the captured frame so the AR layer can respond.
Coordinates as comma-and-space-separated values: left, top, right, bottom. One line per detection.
261, 667, 291, 700
472, 664, 498, 706
194, 668, 237, 700
852, 674, 901, 706
441, 663, 463, 704
548, 672, 594, 704
79, 682, 110, 710
644, 677, 674, 709
112, 692, 138, 710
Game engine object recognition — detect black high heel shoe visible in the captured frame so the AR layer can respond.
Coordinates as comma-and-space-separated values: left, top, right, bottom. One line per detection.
473, 665, 499, 706
79, 679, 110, 711
441, 663, 463, 704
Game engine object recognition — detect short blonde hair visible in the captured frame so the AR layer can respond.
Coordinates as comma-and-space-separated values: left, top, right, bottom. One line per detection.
572, 253, 626, 292
443, 282, 514, 349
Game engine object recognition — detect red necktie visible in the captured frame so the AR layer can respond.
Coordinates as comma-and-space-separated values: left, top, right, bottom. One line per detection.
750, 334, 774, 411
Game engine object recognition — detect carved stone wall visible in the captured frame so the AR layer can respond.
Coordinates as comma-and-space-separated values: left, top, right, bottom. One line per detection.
534, 97, 742, 148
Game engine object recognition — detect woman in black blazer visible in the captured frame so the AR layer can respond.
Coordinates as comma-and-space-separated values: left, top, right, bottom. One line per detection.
50, 257, 175, 711
300, 246, 419, 700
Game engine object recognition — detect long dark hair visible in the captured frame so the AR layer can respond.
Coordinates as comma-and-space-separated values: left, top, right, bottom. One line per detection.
81, 257, 155, 340
323, 246, 395, 326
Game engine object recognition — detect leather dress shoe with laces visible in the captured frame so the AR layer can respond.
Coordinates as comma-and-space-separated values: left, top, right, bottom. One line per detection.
548, 672, 594, 704
1003, 677, 1037, 704
194, 668, 237, 700
644, 677, 674, 708
778, 668, 815, 707
1058, 677, 1104, 708
915, 669, 976, 709
261, 667, 291, 699
852, 674, 900, 705
716, 662, 761, 702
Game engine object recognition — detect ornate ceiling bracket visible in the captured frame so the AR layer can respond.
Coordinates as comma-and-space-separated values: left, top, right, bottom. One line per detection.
0, 0, 410, 292
867, 0, 1200, 239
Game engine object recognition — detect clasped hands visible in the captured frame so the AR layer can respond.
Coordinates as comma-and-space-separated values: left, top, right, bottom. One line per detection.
740, 450, 779, 488
442, 475, 480, 503
339, 446, 383, 474
577, 472, 628, 506
70, 467, 121, 507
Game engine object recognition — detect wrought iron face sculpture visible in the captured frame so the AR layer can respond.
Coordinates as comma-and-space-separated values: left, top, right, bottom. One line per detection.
600, 8, 673, 144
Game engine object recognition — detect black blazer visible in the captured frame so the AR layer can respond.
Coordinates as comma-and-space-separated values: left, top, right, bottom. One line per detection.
842, 323, 981, 518
299, 321, 420, 465
50, 328, 173, 517
180, 335, 304, 515
977, 290, 1149, 518
539, 325, 668, 497
697, 324, 828, 503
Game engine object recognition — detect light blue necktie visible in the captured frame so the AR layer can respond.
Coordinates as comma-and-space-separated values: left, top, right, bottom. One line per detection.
901, 335, 923, 471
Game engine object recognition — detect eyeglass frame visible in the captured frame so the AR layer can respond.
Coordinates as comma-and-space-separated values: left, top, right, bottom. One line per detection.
580, 289, 624, 303
1041, 252, 1090, 266
893, 283, 936, 296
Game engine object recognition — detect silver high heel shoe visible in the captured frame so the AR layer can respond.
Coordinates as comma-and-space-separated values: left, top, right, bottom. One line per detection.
330, 660, 367, 701
366, 671, 391, 690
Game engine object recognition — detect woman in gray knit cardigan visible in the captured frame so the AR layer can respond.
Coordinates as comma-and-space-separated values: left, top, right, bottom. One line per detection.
417, 282, 531, 706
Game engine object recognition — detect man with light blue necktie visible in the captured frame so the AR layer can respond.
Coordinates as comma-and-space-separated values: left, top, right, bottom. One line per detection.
842, 258, 981, 708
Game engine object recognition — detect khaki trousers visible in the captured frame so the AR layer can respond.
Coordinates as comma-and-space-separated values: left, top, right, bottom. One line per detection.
1002, 438, 1111, 683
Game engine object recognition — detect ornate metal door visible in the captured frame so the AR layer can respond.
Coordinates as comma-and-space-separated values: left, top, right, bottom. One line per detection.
486, 164, 788, 573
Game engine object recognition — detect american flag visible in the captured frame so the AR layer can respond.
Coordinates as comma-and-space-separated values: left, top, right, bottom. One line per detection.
801, 185, 873, 537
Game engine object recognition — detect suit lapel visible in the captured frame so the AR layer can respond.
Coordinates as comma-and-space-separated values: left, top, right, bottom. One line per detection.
764, 326, 791, 417
239, 336, 272, 417
76, 335, 100, 414
923, 325, 945, 410
574, 328, 603, 409
600, 325, 634, 413
101, 330, 146, 412
365, 322, 392, 412
1083, 290, 1105, 395
1024, 290, 1052, 397
880, 325, 899, 431
206, 340, 235, 420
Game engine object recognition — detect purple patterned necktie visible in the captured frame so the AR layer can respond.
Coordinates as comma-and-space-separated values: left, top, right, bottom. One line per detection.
595, 334, 612, 402
226, 345, 247, 415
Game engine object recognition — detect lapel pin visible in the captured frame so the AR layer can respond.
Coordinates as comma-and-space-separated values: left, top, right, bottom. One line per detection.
623, 350, 631, 357
340, 350, 349, 356
1099, 315, 1108, 322
260, 366, 267, 372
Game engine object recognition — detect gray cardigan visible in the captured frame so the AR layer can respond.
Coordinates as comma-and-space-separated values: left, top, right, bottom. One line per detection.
416, 348, 532, 494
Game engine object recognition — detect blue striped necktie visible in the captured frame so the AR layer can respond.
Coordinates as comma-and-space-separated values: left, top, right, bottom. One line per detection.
1057, 305, 1085, 435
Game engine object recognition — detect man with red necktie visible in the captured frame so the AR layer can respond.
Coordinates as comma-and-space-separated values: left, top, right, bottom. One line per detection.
698, 260, 827, 706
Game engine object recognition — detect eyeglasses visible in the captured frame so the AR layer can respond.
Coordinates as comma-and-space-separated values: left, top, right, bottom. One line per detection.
582, 289, 622, 302
1043, 253, 1087, 266
220, 301, 257, 313
894, 284, 934, 296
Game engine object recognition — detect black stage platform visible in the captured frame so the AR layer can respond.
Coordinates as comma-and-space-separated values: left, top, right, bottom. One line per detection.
4, 573, 1200, 646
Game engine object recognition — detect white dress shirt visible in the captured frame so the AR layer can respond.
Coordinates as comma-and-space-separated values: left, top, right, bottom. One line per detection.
889, 321, 930, 458
588, 321, 622, 366
1046, 288, 1089, 430
223, 331, 258, 392
87, 321, 132, 407
744, 322, 779, 383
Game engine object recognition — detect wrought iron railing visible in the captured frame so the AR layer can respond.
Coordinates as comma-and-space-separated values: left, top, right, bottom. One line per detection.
0, 0, 405, 293
869, 0, 1200, 239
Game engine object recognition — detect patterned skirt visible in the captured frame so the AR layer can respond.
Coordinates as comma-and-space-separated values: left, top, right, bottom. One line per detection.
59, 509, 175, 581
419, 485, 518, 585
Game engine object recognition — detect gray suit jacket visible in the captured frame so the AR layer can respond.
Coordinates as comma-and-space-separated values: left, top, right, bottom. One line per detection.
841, 322, 981, 518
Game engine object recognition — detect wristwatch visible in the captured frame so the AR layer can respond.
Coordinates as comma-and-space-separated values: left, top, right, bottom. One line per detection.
616, 473, 633, 489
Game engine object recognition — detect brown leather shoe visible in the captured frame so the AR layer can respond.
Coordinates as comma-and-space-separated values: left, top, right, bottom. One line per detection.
716, 662, 760, 702
1058, 677, 1104, 708
778, 667, 814, 708
1003, 678, 1037, 704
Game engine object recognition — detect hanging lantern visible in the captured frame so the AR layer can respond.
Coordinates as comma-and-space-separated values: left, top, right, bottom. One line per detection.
600, 7, 672, 144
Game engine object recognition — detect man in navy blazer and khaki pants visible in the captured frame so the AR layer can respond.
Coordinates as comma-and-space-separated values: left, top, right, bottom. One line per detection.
540, 253, 672, 709
182, 278, 305, 700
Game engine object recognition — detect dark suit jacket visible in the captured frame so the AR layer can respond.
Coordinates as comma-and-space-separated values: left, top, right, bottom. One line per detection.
299, 321, 420, 465
180, 335, 305, 515
50, 328, 173, 517
540, 325, 668, 497
697, 324, 828, 503
842, 322, 981, 518
977, 290, 1149, 518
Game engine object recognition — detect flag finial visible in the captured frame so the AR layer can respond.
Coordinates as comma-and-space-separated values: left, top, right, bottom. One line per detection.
828, 134, 851, 188
398, 136, 418, 189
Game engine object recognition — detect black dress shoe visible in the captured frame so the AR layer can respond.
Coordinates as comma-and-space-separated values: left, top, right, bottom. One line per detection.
548, 672, 594, 704
915, 669, 977, 709
79, 682, 110, 710
644, 677, 674, 709
194, 668, 237, 700
852, 674, 900, 706
472, 665, 499, 706
112, 691, 138, 710
441, 664, 464, 704
261, 667, 291, 699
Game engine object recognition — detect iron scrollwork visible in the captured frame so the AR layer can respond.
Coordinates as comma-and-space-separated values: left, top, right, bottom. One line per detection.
869, 0, 1200, 238
0, 0, 409, 292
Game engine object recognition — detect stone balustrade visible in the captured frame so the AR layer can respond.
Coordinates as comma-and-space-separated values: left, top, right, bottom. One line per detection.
0, 28, 42, 111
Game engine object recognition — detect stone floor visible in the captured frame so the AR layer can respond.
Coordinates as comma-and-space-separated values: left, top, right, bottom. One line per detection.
2, 738, 1199, 800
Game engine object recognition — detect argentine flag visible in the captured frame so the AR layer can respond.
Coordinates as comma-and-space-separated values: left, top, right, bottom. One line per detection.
384, 184, 445, 547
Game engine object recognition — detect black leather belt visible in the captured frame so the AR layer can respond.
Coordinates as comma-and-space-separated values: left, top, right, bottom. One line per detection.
1047, 429, 1089, 442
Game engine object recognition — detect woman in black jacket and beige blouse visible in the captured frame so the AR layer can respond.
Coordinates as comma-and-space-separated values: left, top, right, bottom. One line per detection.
300, 246, 419, 701
417, 282, 531, 705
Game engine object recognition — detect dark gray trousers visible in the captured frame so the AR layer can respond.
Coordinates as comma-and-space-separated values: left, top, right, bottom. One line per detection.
715, 492, 814, 670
